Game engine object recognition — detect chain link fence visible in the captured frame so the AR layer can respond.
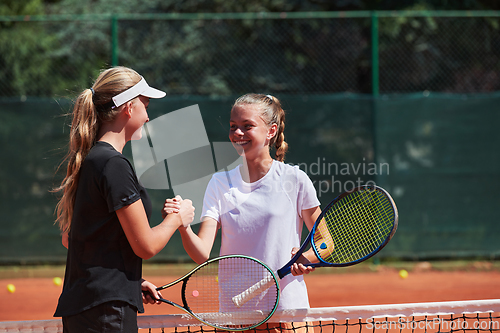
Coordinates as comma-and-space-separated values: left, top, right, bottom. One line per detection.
1, 11, 500, 98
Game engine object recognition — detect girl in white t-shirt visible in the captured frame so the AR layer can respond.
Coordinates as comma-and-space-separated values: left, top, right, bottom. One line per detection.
167, 94, 322, 318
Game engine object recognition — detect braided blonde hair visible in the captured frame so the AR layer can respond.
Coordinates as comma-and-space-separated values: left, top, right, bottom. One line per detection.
53, 66, 142, 233
233, 93, 288, 162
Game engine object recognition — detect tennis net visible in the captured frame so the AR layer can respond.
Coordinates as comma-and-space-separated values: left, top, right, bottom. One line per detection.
0, 299, 498, 333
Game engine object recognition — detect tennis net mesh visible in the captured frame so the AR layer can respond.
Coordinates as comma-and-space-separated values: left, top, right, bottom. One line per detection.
0, 299, 498, 333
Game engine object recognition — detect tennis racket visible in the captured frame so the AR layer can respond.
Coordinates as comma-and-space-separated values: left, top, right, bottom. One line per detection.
232, 185, 398, 307
145, 255, 280, 331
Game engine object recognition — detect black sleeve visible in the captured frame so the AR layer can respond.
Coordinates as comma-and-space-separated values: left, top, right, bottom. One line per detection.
100, 156, 141, 212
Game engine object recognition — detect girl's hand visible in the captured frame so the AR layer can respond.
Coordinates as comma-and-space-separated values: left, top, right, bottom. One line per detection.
162, 195, 182, 219
177, 196, 195, 227
289, 247, 316, 276
141, 279, 163, 305
163, 195, 195, 227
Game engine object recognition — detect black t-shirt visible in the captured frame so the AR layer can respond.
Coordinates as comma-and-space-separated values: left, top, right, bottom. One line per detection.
54, 141, 152, 317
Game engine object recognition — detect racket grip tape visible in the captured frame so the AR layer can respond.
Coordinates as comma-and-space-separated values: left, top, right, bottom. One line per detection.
277, 266, 291, 279
231, 275, 275, 307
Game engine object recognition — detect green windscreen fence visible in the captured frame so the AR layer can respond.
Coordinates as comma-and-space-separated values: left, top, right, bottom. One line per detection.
374, 94, 500, 259
0, 93, 498, 264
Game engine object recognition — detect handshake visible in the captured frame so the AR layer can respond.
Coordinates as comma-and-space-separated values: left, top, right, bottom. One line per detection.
162, 195, 195, 228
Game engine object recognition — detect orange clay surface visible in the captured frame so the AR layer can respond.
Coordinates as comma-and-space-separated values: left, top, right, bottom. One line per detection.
1, 264, 500, 321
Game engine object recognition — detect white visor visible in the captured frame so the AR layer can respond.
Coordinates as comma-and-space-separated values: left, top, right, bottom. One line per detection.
112, 77, 166, 108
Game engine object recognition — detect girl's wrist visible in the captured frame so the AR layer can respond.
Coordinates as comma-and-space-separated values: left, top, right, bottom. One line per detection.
179, 224, 191, 232
164, 212, 183, 228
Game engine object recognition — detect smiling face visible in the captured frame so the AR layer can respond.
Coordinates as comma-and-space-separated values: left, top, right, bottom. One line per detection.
229, 103, 277, 160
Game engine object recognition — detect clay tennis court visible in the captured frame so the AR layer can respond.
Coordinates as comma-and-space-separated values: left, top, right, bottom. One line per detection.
1, 262, 499, 322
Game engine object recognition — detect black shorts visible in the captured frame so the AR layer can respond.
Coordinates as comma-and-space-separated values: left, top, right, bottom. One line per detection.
62, 301, 138, 333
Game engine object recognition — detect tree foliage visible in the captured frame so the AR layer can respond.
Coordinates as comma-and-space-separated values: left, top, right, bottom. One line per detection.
0, 0, 499, 97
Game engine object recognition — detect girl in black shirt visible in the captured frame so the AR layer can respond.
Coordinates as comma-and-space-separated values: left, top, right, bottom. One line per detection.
53, 66, 194, 332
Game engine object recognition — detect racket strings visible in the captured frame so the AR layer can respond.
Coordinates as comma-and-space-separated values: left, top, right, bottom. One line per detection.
347, 190, 393, 258
314, 188, 395, 264
336, 191, 392, 261
184, 257, 279, 329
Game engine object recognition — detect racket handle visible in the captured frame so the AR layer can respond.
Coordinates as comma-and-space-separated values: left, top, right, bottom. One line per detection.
277, 266, 291, 279
232, 275, 275, 307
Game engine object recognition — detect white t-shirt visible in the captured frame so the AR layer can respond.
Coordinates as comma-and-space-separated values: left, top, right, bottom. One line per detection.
202, 160, 320, 310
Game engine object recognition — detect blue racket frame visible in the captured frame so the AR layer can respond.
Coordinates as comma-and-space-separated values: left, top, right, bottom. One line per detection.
277, 185, 398, 278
